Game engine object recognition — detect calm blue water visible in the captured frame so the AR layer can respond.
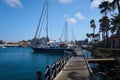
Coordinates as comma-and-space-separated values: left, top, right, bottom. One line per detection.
0, 47, 70, 80
82, 50, 93, 59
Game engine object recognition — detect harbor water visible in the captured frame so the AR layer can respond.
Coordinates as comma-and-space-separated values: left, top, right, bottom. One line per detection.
0, 47, 72, 80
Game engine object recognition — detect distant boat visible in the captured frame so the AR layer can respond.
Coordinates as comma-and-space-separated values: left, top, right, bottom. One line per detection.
31, 0, 72, 53
0, 45, 6, 48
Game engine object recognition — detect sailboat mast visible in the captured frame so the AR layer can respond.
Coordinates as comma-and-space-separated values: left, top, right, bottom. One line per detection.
65, 22, 68, 41
71, 28, 74, 41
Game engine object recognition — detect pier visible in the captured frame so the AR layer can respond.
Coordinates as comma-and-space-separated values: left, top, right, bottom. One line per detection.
42, 49, 116, 80
87, 58, 115, 63
54, 49, 91, 80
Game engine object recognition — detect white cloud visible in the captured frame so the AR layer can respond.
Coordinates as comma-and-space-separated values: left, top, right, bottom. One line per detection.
91, 0, 101, 8
3, 0, 23, 8
64, 12, 86, 24
59, 0, 73, 4
91, 0, 113, 8
66, 18, 77, 24
75, 12, 86, 20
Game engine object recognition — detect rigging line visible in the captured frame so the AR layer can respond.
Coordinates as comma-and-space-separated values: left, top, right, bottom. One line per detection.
34, 0, 48, 39
38, 6, 47, 38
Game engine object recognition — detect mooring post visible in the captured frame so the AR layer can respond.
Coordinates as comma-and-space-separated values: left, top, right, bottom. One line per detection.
62, 57, 65, 68
45, 65, 50, 80
63, 57, 66, 65
37, 71, 42, 80
54, 62, 57, 77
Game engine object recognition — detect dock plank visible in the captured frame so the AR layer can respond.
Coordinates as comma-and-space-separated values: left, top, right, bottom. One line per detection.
87, 58, 115, 63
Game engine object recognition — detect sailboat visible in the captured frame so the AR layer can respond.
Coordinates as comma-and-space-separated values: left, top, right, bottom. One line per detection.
31, 0, 72, 53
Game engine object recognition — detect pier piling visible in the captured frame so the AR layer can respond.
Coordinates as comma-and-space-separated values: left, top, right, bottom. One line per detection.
37, 71, 42, 80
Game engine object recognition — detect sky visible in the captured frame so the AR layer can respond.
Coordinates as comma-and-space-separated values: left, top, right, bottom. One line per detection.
0, 0, 113, 42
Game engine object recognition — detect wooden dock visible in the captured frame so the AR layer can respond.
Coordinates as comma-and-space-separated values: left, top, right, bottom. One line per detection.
54, 50, 91, 80
87, 58, 115, 63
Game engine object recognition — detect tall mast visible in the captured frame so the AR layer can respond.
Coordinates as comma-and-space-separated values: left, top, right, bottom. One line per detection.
71, 28, 74, 41
64, 22, 68, 41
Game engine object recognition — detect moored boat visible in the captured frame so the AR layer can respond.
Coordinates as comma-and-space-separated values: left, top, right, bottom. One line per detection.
31, 0, 73, 53
31, 37, 72, 53
32, 47, 72, 53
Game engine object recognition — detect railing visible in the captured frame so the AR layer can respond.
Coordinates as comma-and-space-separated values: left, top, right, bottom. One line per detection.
51, 57, 66, 80
47, 57, 66, 80
36, 56, 70, 80
45, 66, 51, 80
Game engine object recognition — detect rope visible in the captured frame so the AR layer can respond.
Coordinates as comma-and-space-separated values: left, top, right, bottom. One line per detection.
34, 0, 48, 38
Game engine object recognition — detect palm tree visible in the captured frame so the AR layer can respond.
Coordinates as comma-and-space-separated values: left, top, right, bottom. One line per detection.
99, 17, 106, 40
99, 16, 110, 47
86, 33, 90, 38
110, 26, 116, 35
111, 0, 120, 14
94, 33, 100, 42
89, 33, 94, 43
90, 19, 96, 43
111, 14, 120, 35
91, 0, 120, 14
99, 1, 111, 48
90, 19, 96, 35
99, 1, 112, 16
110, 14, 120, 48
86, 33, 90, 42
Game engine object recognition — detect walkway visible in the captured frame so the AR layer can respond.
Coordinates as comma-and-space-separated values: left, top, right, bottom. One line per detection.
87, 58, 115, 63
54, 49, 90, 80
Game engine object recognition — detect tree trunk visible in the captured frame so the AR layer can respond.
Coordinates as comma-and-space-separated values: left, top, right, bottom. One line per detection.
102, 32, 103, 41
106, 31, 109, 48
116, 0, 120, 14
93, 28, 95, 43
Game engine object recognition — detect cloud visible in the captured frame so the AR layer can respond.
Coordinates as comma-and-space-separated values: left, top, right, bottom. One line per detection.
91, 0, 101, 8
64, 12, 86, 24
75, 12, 86, 20
91, 0, 113, 8
3, 0, 23, 8
59, 0, 73, 4
66, 18, 77, 24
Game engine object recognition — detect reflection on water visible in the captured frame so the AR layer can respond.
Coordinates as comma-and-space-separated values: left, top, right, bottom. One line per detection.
82, 50, 93, 59
0, 47, 71, 80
